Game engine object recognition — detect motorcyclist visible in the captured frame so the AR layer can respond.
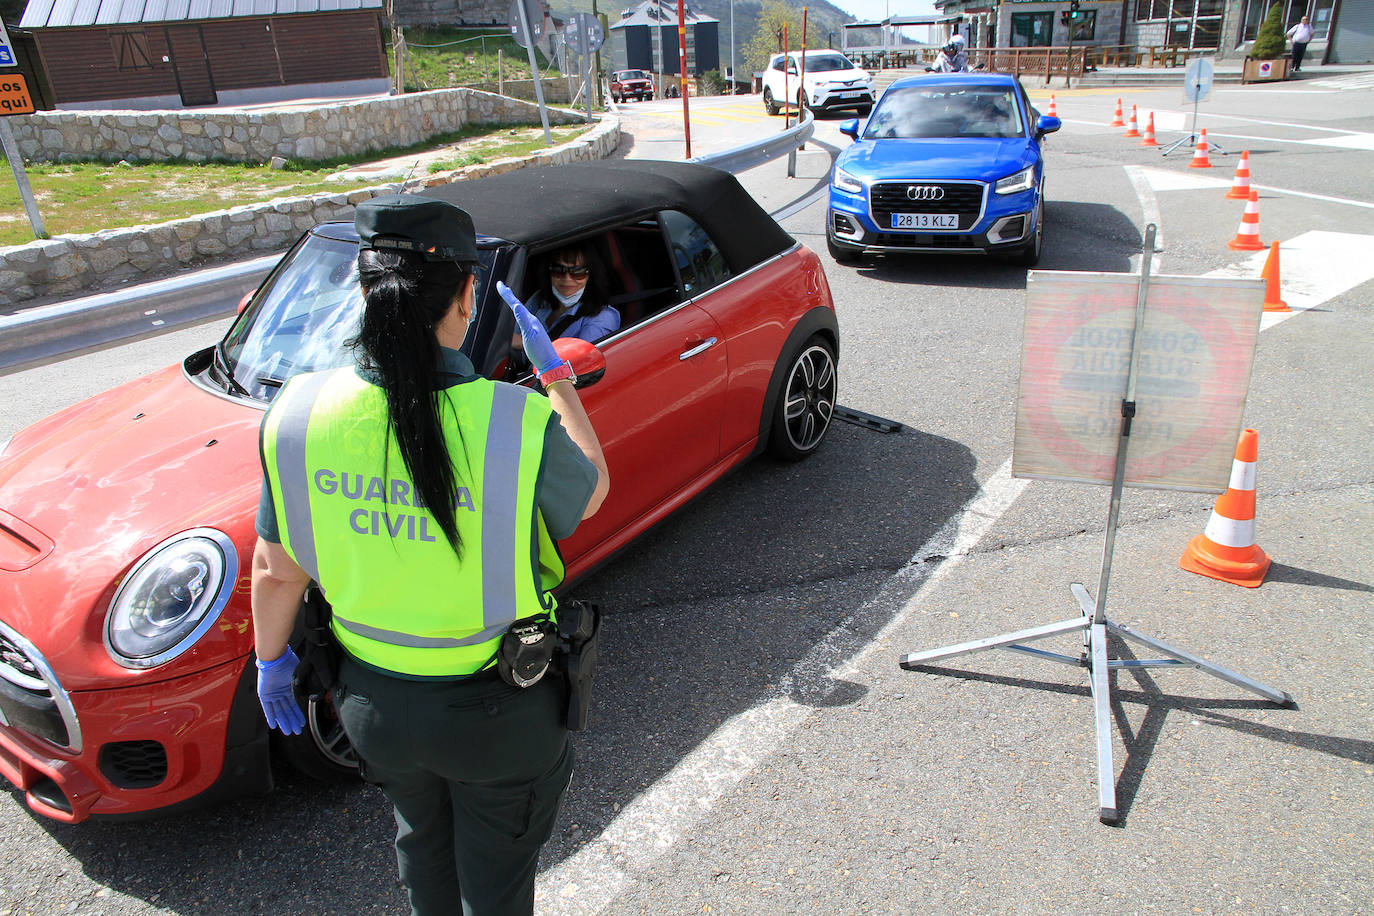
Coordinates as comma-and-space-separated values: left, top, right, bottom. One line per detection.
927, 34, 968, 73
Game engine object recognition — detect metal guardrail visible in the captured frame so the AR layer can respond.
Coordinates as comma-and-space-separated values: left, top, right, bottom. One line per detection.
0, 111, 816, 376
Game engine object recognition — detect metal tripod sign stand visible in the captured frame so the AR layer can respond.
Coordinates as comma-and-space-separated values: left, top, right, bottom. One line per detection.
895, 225, 1291, 829
1162, 57, 1226, 157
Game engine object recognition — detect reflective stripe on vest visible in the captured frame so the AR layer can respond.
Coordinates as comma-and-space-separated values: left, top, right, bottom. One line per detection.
262, 368, 559, 676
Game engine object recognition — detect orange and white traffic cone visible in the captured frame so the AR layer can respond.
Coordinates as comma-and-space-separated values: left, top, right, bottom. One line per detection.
1123, 104, 1141, 138
1138, 112, 1159, 147
1110, 98, 1125, 127
1227, 190, 1265, 251
1179, 428, 1271, 588
1227, 150, 1253, 199
1048, 94, 1058, 117
1188, 127, 1213, 168
1261, 241, 1291, 312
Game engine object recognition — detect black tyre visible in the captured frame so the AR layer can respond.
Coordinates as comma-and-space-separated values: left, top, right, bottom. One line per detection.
826, 233, 861, 265
768, 336, 837, 461
797, 90, 809, 113
1009, 195, 1043, 268
764, 88, 780, 116
275, 686, 360, 782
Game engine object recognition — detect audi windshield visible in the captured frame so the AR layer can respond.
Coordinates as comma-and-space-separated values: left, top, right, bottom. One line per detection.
864, 86, 1025, 140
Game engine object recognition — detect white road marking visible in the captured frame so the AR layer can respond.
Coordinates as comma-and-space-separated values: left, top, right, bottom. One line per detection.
1136, 167, 1374, 209
1201, 231, 1374, 330
1124, 164, 1166, 270
1304, 133, 1374, 151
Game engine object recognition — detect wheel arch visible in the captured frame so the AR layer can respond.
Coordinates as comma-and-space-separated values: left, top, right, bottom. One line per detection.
753, 306, 840, 457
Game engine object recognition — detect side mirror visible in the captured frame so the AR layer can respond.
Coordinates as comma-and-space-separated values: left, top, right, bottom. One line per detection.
839, 119, 860, 140
1036, 115, 1062, 136
553, 337, 606, 389
236, 288, 257, 315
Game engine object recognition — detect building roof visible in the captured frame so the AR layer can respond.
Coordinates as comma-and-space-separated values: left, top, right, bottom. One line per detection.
20, 0, 381, 29
610, 0, 717, 30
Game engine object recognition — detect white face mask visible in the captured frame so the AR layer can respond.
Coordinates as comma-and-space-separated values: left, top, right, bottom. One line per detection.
552, 287, 584, 309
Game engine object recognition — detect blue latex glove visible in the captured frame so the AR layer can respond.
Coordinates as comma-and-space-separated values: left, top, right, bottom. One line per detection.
497, 281, 562, 375
256, 647, 306, 735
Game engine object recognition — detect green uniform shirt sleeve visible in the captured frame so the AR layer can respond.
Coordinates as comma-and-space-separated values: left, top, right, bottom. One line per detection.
255, 409, 281, 543
537, 413, 599, 541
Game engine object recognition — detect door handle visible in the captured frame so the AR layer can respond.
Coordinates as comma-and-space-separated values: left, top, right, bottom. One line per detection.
679, 337, 718, 361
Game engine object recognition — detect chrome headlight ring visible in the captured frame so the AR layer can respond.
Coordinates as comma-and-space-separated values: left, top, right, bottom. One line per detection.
104, 528, 239, 669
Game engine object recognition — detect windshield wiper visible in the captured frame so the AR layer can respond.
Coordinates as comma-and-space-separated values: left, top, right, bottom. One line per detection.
257, 376, 286, 389
213, 341, 253, 398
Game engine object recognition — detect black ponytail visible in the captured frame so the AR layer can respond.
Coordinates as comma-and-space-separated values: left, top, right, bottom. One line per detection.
352, 248, 472, 553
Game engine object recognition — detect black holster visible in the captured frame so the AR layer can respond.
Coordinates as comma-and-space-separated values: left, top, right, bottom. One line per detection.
293, 586, 342, 697
556, 600, 602, 732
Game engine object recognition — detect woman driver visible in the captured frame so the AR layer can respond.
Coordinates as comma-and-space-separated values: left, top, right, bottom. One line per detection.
523, 242, 622, 344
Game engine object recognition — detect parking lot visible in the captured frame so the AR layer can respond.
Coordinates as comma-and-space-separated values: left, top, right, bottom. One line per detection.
2, 77, 1372, 915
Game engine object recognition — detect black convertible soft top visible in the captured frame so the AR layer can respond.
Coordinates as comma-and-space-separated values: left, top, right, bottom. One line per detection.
419, 159, 796, 272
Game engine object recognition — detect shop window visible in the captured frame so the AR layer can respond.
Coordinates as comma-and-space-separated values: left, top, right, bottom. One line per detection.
1011, 12, 1053, 47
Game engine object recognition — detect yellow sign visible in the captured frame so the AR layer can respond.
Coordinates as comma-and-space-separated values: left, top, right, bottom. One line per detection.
0, 74, 34, 116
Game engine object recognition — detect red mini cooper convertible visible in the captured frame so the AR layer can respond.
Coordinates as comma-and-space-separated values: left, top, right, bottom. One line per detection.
0, 160, 839, 822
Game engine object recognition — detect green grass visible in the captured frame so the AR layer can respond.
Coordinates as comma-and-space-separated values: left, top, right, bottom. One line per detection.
0, 122, 594, 247
392, 26, 561, 92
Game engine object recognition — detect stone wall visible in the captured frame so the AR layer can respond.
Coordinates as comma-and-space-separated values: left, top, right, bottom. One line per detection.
0, 115, 619, 307
8, 85, 581, 165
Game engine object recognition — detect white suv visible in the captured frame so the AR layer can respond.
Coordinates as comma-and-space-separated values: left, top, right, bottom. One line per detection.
762, 51, 874, 117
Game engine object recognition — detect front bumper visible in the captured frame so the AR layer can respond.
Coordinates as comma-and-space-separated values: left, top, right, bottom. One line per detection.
0, 655, 270, 822
809, 89, 874, 111
827, 182, 1037, 255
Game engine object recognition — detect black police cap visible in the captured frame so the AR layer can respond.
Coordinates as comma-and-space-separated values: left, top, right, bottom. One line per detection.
354, 194, 477, 263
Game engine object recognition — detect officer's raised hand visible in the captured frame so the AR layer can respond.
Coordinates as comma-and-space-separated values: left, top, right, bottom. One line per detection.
497, 281, 564, 376
256, 646, 306, 735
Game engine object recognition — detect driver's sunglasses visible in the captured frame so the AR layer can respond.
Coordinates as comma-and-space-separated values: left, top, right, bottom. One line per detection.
549, 263, 590, 279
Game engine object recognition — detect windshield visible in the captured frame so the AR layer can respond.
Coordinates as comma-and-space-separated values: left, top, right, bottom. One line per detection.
863, 86, 1024, 139
617, 70, 647, 80
218, 231, 495, 401
803, 54, 856, 74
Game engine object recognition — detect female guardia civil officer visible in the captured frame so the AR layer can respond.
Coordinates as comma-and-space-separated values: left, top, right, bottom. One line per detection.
250, 193, 609, 916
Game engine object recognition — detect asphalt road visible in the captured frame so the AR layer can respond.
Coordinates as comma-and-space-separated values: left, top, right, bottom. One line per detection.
2, 79, 1372, 916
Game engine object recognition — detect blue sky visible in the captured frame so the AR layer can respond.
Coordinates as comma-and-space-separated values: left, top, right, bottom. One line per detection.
832, 0, 939, 23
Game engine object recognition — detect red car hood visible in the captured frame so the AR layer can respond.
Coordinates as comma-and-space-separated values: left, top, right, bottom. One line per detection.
0, 364, 262, 689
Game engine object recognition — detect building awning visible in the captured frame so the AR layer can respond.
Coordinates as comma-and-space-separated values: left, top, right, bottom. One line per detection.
20, 0, 380, 29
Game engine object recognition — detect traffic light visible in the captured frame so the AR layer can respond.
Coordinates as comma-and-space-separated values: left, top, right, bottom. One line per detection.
1069, 0, 1081, 19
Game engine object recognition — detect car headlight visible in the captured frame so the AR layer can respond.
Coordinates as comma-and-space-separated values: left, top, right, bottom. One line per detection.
832, 168, 864, 194
105, 528, 238, 668
995, 167, 1036, 195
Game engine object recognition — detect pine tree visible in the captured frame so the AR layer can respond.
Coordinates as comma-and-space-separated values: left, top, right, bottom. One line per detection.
1250, 3, 1287, 60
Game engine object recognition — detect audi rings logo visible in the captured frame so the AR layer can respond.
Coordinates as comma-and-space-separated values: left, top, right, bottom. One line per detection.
906, 186, 944, 201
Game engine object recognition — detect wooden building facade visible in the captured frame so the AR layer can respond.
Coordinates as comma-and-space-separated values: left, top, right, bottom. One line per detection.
18, 0, 390, 109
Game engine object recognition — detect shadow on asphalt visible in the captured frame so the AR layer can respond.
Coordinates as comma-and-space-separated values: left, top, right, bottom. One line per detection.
842, 200, 1142, 286
17, 419, 979, 913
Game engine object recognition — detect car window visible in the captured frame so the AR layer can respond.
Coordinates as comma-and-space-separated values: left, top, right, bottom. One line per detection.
863, 86, 1024, 140
803, 54, 854, 73
769, 55, 785, 72
660, 209, 731, 298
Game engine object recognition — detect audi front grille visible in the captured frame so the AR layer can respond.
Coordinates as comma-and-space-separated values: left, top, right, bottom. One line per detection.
871, 181, 987, 233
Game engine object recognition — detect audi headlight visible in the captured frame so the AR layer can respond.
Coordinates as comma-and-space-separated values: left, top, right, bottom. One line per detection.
105, 528, 238, 668
832, 167, 864, 194
995, 167, 1036, 195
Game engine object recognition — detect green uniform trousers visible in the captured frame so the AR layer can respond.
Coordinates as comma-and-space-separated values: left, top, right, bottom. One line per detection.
336, 654, 572, 916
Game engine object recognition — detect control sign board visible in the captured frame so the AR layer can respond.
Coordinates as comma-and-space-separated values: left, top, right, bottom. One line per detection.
0, 20, 14, 67
564, 12, 604, 56
1013, 271, 1264, 492
0, 73, 34, 115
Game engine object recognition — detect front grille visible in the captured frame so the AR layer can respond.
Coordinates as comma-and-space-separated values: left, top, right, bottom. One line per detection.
0, 620, 80, 751
871, 181, 986, 232
100, 740, 169, 788
872, 233, 978, 249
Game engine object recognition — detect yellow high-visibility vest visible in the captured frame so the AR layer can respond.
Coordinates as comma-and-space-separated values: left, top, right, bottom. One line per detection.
262, 367, 563, 676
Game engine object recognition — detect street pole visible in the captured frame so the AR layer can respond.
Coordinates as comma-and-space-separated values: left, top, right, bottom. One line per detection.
730, 0, 735, 95
676, 0, 691, 158
0, 119, 45, 239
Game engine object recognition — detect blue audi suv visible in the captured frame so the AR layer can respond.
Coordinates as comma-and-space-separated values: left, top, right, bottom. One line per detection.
826, 72, 1061, 267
